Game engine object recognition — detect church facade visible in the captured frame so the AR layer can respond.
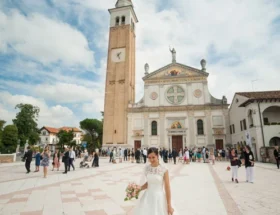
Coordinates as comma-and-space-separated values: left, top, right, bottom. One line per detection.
103, 0, 230, 151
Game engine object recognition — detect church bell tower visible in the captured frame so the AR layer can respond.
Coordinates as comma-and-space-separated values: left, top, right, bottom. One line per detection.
103, 0, 138, 146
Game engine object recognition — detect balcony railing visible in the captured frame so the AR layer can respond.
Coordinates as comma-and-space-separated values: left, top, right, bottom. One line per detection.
264, 122, 280, 126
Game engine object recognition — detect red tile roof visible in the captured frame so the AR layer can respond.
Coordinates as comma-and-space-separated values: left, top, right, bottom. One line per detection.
59, 127, 82, 132
42, 127, 59, 134
236, 91, 280, 99
41, 126, 81, 134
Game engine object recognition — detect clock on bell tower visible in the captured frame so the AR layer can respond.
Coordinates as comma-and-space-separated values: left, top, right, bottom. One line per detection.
103, 0, 138, 146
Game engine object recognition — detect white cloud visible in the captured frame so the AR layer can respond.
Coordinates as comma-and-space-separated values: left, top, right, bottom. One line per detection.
0, 10, 94, 68
131, 0, 280, 102
0, 91, 78, 127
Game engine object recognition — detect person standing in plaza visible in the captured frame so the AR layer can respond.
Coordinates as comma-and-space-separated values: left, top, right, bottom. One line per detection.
41, 147, 50, 178
52, 149, 60, 171
34, 148, 41, 172
133, 147, 176, 215
92, 151, 99, 167
159, 148, 163, 159
62, 147, 70, 174
135, 148, 141, 163
119, 148, 123, 163
112, 148, 117, 164
109, 149, 113, 163
244, 145, 254, 183
131, 148, 135, 163
143, 148, 147, 163
273, 145, 280, 169
172, 148, 177, 164
178, 149, 183, 163
197, 148, 202, 162
128, 148, 131, 161
124, 148, 128, 161
229, 148, 239, 183
184, 148, 190, 164
23, 146, 33, 174
68, 147, 75, 171
202, 146, 206, 163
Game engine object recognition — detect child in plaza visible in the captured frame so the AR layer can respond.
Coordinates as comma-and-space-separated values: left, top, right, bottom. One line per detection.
244, 145, 254, 183
34, 149, 41, 172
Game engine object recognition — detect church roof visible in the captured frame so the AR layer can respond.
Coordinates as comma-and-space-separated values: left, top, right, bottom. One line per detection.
142, 62, 209, 81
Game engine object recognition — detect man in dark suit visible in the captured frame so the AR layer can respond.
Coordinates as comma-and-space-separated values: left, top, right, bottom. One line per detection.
135, 148, 141, 163
62, 147, 70, 174
274, 145, 280, 169
163, 148, 168, 163
124, 148, 128, 161
23, 146, 33, 173
172, 148, 177, 164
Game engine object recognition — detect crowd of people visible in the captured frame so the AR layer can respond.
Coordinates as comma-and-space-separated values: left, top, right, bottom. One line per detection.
22, 144, 280, 183
22, 146, 99, 178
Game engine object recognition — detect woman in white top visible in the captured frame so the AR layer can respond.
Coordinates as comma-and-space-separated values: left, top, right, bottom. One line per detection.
134, 147, 177, 215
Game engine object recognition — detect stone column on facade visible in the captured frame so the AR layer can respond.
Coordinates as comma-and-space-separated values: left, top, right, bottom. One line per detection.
127, 114, 132, 147
205, 109, 212, 147
143, 113, 149, 147
188, 111, 195, 146
159, 112, 165, 148
223, 109, 231, 145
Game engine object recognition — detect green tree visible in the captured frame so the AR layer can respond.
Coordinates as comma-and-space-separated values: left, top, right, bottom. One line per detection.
80, 118, 103, 151
0, 120, 6, 149
12, 104, 40, 146
1, 125, 18, 153
57, 130, 75, 150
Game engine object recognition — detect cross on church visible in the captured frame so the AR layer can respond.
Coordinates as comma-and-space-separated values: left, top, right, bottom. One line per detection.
167, 86, 185, 103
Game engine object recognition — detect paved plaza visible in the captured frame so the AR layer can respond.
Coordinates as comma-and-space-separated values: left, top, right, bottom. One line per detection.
0, 159, 279, 215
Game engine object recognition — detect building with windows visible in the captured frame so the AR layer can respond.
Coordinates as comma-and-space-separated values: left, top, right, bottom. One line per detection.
39, 126, 83, 151
229, 91, 280, 160
102, 0, 230, 151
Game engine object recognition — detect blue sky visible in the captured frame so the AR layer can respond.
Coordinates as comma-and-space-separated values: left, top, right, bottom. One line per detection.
0, 0, 280, 128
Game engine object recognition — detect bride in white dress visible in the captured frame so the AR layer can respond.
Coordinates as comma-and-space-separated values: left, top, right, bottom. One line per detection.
133, 147, 175, 215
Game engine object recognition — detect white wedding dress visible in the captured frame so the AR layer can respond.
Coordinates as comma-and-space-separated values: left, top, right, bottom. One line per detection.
133, 164, 177, 215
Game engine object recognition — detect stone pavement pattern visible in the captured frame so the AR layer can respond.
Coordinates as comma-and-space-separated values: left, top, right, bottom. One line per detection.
0, 159, 279, 215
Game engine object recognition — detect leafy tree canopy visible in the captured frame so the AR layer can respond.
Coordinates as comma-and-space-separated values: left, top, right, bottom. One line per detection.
57, 129, 75, 150
12, 104, 40, 146
80, 118, 103, 151
0, 120, 6, 147
1, 125, 18, 153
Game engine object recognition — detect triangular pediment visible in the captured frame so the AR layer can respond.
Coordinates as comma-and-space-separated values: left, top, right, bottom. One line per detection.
143, 62, 209, 81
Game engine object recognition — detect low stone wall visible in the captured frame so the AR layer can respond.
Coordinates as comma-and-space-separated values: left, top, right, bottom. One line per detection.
0, 154, 16, 163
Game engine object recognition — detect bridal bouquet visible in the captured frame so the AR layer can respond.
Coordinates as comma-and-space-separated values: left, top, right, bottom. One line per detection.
124, 182, 141, 201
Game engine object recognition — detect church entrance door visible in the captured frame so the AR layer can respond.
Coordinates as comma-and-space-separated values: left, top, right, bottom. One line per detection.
215, 139, 224, 150
172, 136, 183, 153
134, 140, 141, 152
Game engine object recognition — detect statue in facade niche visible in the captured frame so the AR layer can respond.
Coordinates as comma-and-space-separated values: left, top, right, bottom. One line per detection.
169, 47, 176, 63
144, 63, 149, 75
